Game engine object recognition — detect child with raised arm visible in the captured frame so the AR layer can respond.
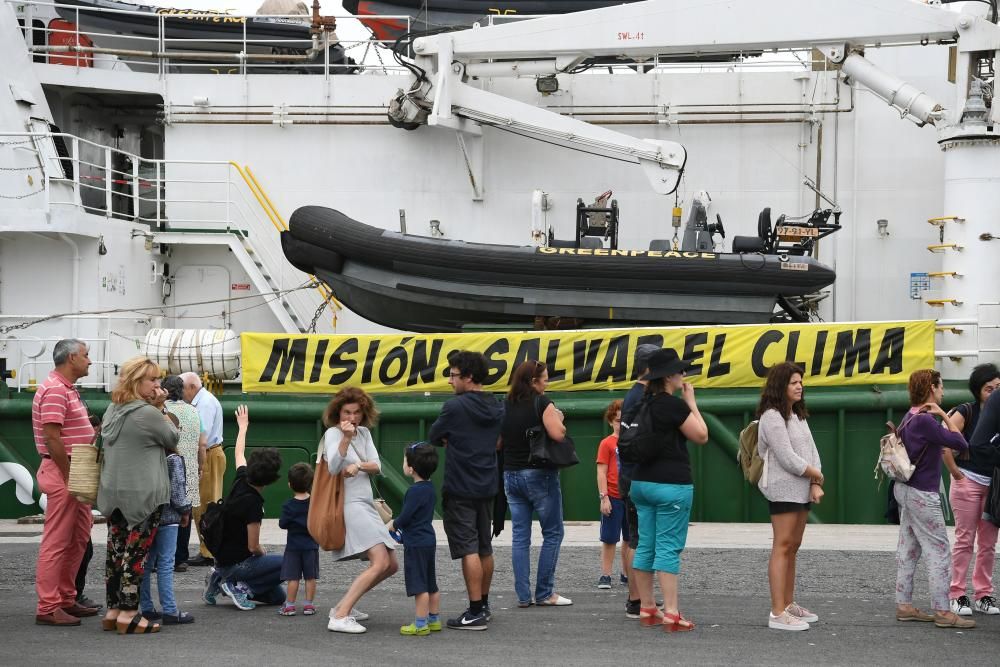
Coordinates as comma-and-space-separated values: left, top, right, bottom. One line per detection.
278, 463, 319, 616
202, 405, 285, 611
386, 442, 441, 636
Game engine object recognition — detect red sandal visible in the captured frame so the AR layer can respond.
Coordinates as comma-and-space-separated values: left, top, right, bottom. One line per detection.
639, 607, 663, 628
662, 611, 695, 632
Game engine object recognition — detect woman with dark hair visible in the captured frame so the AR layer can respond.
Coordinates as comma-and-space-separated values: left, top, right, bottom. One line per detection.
323, 387, 398, 634
756, 362, 823, 631
629, 349, 708, 631
499, 360, 570, 608
941, 364, 1000, 616
894, 369, 974, 629
161, 375, 205, 571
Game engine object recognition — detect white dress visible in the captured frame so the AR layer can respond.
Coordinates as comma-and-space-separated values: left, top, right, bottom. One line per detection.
323, 425, 396, 561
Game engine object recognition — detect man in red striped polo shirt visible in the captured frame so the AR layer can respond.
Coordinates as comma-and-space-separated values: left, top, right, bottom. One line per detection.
32, 338, 98, 626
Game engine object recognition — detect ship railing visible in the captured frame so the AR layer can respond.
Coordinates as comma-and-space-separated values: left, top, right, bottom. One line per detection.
12, 0, 841, 78
0, 328, 117, 391
12, 0, 414, 77
0, 129, 329, 333
935, 304, 1000, 362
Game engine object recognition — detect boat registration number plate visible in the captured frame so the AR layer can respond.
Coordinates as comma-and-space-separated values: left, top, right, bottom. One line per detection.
776, 225, 819, 240
780, 262, 809, 272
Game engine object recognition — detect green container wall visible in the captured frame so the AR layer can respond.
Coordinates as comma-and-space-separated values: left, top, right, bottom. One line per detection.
0, 383, 967, 522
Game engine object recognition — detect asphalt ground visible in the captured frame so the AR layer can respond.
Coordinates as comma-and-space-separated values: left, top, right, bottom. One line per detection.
1, 537, 998, 666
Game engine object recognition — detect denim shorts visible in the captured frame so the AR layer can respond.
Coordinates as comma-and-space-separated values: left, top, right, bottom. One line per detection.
599, 496, 631, 544
280, 548, 319, 582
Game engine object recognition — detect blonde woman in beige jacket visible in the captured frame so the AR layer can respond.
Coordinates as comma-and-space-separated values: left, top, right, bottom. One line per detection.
756, 362, 823, 632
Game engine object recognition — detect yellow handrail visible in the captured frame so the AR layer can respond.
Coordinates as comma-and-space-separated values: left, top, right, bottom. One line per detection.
935, 326, 964, 334
926, 298, 963, 307
927, 271, 960, 278
926, 243, 962, 252
232, 161, 343, 324
246, 166, 287, 229
229, 161, 284, 234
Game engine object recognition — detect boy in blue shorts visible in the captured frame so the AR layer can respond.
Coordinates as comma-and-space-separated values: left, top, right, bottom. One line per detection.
387, 442, 440, 636
596, 399, 631, 590
278, 463, 319, 616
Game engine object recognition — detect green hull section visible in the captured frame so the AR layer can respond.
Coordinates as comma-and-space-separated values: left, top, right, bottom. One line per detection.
0, 384, 958, 523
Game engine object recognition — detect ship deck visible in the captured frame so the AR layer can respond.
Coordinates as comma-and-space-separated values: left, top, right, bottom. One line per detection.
1, 520, 996, 664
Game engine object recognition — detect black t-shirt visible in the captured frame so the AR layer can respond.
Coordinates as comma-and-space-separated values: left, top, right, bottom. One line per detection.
951, 402, 980, 442
630, 392, 693, 485
214, 466, 264, 567
501, 395, 554, 470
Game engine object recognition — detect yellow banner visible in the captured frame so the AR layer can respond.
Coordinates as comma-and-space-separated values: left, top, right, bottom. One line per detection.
240, 321, 935, 394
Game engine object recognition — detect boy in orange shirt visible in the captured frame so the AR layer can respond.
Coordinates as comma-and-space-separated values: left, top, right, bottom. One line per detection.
596, 399, 631, 589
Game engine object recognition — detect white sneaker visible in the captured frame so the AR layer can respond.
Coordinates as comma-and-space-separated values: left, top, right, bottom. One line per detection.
974, 596, 1000, 615
951, 596, 973, 616
769, 611, 810, 631
328, 615, 367, 634
785, 602, 819, 623
330, 606, 369, 621
538, 594, 573, 606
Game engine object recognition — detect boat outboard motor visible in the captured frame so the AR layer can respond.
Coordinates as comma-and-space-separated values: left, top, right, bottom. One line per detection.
681, 191, 725, 252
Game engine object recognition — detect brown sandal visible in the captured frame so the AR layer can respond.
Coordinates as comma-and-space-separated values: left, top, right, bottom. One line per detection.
116, 615, 160, 635
101, 617, 117, 631
663, 611, 695, 632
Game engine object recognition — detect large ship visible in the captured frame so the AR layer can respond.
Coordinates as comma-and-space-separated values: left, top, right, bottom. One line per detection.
1, 0, 998, 521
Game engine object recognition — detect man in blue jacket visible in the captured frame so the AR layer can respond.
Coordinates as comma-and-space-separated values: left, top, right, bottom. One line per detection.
428, 350, 505, 631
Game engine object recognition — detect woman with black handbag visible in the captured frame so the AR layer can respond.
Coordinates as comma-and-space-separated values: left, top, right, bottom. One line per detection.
499, 360, 571, 608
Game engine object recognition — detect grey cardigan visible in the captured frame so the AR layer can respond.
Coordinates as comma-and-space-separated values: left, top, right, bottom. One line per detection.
757, 409, 821, 504
97, 400, 179, 527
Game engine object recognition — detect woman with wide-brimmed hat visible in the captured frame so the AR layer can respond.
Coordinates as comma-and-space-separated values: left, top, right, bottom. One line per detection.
628, 348, 708, 632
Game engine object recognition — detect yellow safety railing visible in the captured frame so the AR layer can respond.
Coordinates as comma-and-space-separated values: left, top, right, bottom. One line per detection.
926, 298, 963, 307
229, 161, 342, 329
927, 271, 961, 278
935, 326, 964, 334
926, 243, 963, 252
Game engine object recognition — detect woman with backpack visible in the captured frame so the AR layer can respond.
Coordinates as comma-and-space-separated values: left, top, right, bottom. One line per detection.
941, 363, 1000, 616
894, 369, 974, 629
499, 360, 571, 608
627, 349, 707, 631
756, 362, 823, 631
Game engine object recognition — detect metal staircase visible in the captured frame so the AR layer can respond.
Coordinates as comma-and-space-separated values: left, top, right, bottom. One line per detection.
0, 128, 338, 335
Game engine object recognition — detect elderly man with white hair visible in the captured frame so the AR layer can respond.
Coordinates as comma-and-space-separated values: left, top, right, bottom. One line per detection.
181, 372, 225, 567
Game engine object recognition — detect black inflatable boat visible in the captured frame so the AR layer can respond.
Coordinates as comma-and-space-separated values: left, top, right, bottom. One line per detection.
281, 206, 837, 333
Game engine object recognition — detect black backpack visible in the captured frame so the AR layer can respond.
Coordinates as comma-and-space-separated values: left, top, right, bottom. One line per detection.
618, 396, 660, 465
198, 498, 226, 558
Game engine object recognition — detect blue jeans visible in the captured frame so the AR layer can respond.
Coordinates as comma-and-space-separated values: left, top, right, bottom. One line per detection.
217, 554, 286, 605
140, 524, 178, 615
503, 468, 565, 604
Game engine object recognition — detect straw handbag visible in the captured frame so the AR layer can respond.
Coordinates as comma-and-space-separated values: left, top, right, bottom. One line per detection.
348, 439, 393, 524
67, 444, 101, 505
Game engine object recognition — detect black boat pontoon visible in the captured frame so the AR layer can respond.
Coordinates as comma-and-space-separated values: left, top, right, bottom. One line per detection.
281, 204, 840, 333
